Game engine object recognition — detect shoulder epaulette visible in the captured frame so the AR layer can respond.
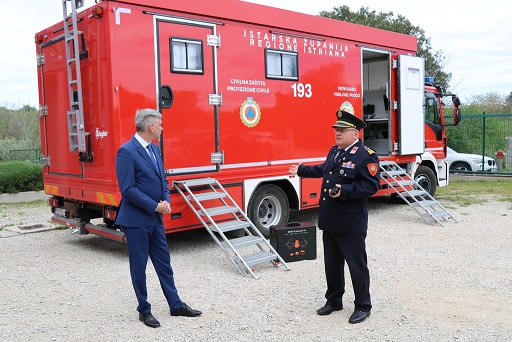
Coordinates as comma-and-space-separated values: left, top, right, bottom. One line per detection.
364, 146, 375, 155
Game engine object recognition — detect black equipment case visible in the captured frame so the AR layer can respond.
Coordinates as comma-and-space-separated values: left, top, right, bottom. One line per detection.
270, 222, 317, 262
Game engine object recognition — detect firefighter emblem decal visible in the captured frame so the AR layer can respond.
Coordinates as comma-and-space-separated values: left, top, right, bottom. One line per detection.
339, 100, 354, 114
367, 163, 378, 176
240, 97, 261, 128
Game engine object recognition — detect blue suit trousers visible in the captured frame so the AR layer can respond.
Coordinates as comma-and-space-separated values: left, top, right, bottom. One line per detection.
123, 224, 184, 313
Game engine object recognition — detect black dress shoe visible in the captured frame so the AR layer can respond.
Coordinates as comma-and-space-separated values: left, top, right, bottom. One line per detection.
171, 303, 202, 317
348, 310, 371, 324
317, 303, 343, 315
139, 312, 161, 328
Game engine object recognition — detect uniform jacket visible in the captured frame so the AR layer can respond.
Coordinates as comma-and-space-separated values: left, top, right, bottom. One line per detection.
298, 139, 380, 234
115, 135, 170, 228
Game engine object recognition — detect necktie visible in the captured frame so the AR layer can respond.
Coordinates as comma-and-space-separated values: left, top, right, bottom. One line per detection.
334, 148, 344, 161
146, 144, 158, 169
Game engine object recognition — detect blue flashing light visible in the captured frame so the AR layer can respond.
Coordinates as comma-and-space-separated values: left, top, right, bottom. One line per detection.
424, 76, 434, 84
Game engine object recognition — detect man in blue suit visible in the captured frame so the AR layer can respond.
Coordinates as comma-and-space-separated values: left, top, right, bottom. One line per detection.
115, 108, 201, 328
289, 110, 380, 324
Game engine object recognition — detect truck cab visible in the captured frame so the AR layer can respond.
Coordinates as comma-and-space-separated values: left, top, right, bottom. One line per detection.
419, 78, 461, 195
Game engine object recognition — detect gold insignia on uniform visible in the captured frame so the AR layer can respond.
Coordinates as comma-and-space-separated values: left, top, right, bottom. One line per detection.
367, 163, 378, 176
340, 169, 344, 175
364, 146, 375, 155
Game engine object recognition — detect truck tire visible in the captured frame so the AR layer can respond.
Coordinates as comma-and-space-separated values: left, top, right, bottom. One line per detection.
247, 184, 289, 238
414, 165, 437, 197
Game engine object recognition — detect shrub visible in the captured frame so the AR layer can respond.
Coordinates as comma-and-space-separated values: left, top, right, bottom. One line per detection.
0, 137, 40, 162
0, 161, 43, 193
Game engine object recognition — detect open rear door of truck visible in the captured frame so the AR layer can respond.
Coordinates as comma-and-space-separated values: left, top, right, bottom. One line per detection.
398, 55, 425, 156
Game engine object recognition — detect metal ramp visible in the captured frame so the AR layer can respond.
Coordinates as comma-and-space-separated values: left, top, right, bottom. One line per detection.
379, 161, 458, 227
62, 0, 88, 152
173, 178, 290, 279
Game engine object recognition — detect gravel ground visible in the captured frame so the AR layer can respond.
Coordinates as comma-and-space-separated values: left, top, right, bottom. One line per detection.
0, 195, 511, 341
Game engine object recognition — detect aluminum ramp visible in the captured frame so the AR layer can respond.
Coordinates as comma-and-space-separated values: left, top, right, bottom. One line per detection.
379, 161, 458, 227
173, 178, 290, 279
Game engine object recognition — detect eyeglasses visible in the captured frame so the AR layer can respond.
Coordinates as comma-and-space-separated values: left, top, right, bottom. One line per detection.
333, 128, 358, 134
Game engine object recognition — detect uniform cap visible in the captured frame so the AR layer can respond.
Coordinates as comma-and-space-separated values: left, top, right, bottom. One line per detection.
332, 110, 367, 130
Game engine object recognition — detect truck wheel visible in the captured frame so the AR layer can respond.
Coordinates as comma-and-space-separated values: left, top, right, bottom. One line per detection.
414, 165, 437, 197
247, 184, 289, 238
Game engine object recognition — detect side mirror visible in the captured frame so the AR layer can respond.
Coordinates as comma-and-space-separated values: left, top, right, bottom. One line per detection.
452, 96, 461, 125
453, 107, 461, 125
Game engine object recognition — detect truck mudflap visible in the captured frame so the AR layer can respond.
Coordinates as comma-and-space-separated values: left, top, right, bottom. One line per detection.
51, 215, 126, 243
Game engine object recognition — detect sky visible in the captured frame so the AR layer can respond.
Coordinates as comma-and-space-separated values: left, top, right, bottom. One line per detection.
1, 0, 510, 108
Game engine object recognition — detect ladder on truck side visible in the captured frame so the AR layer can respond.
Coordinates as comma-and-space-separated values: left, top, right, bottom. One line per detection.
62, 0, 88, 152
173, 178, 290, 279
379, 161, 458, 227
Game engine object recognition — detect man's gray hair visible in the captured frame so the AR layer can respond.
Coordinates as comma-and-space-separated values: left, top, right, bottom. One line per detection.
135, 108, 162, 132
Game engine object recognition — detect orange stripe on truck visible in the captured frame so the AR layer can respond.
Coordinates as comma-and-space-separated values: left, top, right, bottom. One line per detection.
44, 185, 58, 195
96, 192, 118, 205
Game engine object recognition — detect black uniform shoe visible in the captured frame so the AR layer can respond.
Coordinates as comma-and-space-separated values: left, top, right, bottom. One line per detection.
171, 303, 202, 317
139, 312, 161, 328
348, 310, 371, 324
317, 303, 343, 315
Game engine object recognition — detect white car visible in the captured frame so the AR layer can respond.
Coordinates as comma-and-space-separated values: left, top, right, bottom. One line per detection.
446, 147, 497, 172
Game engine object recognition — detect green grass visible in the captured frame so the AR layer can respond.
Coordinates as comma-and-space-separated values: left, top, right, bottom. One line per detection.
436, 179, 512, 206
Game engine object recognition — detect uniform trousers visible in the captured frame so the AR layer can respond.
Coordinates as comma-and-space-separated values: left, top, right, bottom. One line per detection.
123, 224, 184, 314
322, 231, 372, 312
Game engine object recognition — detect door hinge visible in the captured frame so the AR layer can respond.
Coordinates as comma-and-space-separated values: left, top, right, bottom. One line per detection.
393, 100, 398, 110
211, 151, 224, 164
42, 156, 51, 166
39, 105, 48, 117
207, 34, 221, 47
209, 93, 223, 106
392, 59, 397, 69
36, 54, 45, 66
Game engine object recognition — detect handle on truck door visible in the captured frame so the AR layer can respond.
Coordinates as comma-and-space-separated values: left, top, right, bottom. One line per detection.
160, 85, 174, 109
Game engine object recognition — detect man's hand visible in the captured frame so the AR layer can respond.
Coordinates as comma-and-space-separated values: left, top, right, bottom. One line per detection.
156, 200, 171, 214
329, 185, 341, 198
289, 164, 299, 176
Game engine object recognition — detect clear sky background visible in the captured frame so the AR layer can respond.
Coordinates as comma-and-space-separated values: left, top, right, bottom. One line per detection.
1, 0, 510, 108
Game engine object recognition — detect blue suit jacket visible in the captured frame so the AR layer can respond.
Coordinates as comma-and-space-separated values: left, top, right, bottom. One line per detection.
115, 135, 170, 228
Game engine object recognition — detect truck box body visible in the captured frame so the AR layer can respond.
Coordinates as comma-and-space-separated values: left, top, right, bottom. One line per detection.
36, 0, 447, 239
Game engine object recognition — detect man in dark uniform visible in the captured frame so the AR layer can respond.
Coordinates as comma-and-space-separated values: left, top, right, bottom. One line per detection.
289, 110, 380, 324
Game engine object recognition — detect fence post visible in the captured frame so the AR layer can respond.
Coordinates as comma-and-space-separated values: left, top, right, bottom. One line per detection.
481, 111, 486, 171
506, 137, 512, 170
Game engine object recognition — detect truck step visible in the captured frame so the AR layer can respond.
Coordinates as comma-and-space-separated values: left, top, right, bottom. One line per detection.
189, 192, 226, 201
241, 251, 276, 267
223, 235, 264, 249
200, 205, 238, 216
405, 189, 426, 197
210, 220, 251, 233
175, 178, 216, 187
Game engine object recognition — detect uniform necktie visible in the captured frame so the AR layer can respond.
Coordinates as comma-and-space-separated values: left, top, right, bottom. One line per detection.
334, 148, 344, 161
146, 144, 158, 169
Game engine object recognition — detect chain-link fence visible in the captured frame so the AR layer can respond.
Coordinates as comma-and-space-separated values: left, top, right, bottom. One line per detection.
446, 112, 512, 174
8, 149, 42, 164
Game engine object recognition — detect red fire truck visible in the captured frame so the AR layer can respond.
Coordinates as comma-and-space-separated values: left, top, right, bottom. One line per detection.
35, 0, 460, 241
